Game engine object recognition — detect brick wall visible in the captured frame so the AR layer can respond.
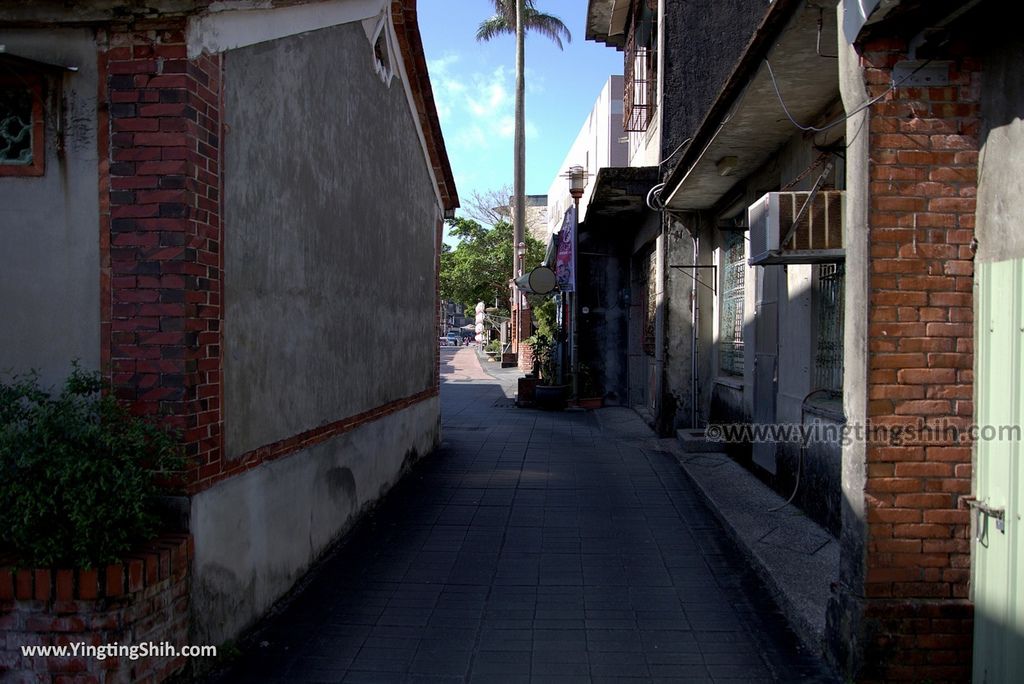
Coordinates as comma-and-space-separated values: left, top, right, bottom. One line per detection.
518, 341, 535, 374
856, 36, 979, 682
0, 536, 192, 683
100, 21, 224, 493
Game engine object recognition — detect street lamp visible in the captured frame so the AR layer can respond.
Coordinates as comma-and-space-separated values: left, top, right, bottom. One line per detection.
568, 164, 587, 208
512, 241, 528, 354
565, 164, 588, 401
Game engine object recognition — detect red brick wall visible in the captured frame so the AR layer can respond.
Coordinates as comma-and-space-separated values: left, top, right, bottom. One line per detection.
518, 342, 535, 374
100, 21, 225, 492
0, 537, 192, 683
856, 36, 979, 682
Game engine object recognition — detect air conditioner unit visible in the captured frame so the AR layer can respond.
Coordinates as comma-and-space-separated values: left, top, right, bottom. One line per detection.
747, 190, 845, 265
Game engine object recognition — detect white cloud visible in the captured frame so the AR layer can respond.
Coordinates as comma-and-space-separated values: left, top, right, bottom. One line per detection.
430, 59, 542, 150
428, 53, 466, 122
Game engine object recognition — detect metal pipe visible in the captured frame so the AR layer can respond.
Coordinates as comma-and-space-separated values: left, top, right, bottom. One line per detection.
571, 198, 580, 400
691, 229, 699, 427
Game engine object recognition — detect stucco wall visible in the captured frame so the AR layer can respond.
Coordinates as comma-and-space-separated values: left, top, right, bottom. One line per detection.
0, 29, 100, 387
976, 30, 1024, 264
222, 22, 439, 459
661, 0, 767, 162
191, 396, 439, 644
663, 220, 697, 431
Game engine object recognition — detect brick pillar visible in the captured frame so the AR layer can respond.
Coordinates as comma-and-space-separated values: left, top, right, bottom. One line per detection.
100, 22, 224, 490
830, 35, 979, 682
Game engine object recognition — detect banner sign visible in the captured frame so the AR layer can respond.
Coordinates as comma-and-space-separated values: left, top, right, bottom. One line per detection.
555, 205, 576, 292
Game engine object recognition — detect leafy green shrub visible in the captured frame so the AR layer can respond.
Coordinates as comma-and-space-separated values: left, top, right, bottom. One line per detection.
0, 366, 183, 568
528, 296, 559, 341
484, 340, 502, 355
528, 334, 558, 384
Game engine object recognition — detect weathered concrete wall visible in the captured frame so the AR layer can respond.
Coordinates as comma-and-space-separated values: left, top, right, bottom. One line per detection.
0, 29, 100, 387
825, 1, 888, 669
193, 19, 443, 644
661, 0, 767, 162
222, 22, 439, 458
190, 396, 439, 644
663, 218, 697, 431
976, 30, 1024, 264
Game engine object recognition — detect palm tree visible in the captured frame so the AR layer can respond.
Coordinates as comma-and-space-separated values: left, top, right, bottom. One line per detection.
476, 0, 571, 292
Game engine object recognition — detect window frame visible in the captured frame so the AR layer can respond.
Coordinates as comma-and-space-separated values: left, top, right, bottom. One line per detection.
718, 230, 746, 376
813, 262, 845, 394
0, 74, 45, 177
623, 0, 658, 133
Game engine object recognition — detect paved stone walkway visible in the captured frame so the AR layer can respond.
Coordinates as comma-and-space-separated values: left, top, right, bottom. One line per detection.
210, 348, 834, 683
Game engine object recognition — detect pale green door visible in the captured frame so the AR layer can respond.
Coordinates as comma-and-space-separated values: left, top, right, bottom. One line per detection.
974, 259, 1024, 683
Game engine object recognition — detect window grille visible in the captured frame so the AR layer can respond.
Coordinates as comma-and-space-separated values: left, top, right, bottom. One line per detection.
719, 232, 745, 375
814, 263, 845, 393
0, 75, 44, 176
623, 1, 657, 133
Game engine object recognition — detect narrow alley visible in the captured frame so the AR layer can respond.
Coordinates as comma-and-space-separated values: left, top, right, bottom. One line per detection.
210, 347, 834, 683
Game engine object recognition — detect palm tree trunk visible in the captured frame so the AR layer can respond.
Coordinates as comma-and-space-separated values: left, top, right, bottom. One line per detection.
513, 0, 526, 284
512, 0, 527, 353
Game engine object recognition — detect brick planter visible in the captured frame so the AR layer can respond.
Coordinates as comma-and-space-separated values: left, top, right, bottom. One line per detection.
0, 535, 192, 683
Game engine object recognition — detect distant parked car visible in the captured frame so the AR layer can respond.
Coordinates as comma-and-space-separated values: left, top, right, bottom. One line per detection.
446, 333, 461, 346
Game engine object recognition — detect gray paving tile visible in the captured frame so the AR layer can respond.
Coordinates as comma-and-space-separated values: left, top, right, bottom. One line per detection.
207, 362, 836, 684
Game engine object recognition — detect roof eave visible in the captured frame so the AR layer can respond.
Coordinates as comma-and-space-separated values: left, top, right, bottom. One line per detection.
392, 0, 459, 212
662, 0, 840, 211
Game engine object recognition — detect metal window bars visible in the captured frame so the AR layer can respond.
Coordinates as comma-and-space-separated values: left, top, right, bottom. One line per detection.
814, 263, 845, 393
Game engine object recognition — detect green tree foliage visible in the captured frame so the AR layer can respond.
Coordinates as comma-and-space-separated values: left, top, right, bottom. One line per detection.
476, 1, 572, 50
0, 366, 183, 567
440, 217, 546, 314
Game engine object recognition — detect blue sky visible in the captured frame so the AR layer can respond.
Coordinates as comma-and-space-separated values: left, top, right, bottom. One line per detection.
417, 1, 623, 227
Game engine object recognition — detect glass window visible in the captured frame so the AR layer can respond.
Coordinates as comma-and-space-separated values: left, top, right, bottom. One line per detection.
0, 76, 44, 176
719, 231, 745, 375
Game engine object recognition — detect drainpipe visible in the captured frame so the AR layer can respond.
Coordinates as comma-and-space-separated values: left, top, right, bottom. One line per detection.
691, 226, 699, 428
655, 220, 667, 422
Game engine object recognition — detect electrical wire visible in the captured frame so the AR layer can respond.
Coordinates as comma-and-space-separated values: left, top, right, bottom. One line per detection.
659, 137, 693, 167
646, 182, 667, 211
764, 57, 934, 134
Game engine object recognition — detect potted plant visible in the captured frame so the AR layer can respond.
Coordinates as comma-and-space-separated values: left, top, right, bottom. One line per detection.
484, 339, 502, 361
577, 363, 604, 409
531, 334, 568, 410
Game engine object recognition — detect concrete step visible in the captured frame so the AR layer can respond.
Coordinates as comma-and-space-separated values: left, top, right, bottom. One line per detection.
676, 427, 716, 452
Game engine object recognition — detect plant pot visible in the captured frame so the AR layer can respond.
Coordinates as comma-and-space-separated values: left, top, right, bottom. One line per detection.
534, 384, 568, 410
577, 396, 603, 410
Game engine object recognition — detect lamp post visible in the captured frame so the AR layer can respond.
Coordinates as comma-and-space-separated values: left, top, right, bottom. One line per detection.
567, 165, 587, 401
514, 241, 527, 354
